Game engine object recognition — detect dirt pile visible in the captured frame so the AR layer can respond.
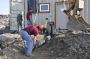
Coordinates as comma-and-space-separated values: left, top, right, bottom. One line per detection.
0, 33, 50, 59
1, 33, 90, 59
49, 33, 90, 59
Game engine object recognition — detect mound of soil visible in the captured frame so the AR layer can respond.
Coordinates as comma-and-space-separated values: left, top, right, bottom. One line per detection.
49, 33, 90, 59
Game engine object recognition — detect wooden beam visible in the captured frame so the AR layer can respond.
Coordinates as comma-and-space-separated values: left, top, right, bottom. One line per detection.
73, 0, 79, 15
56, 0, 73, 4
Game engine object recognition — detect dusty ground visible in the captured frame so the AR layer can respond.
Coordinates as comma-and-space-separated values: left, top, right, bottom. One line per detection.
1, 32, 90, 59
49, 33, 90, 59
0, 43, 50, 59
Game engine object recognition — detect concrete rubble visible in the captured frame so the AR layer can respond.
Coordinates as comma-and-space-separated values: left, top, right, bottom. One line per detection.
0, 32, 90, 59
0, 33, 50, 59
49, 33, 90, 59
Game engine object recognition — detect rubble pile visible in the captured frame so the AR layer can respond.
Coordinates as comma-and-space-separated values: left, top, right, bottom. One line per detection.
0, 33, 22, 47
1, 33, 90, 59
49, 33, 90, 59
0, 33, 50, 59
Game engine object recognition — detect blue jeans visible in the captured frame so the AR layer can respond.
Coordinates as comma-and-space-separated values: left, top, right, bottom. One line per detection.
20, 30, 50, 56
20, 30, 33, 56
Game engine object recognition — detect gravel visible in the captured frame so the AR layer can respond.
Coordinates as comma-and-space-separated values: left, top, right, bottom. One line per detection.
49, 33, 90, 59
1, 32, 90, 59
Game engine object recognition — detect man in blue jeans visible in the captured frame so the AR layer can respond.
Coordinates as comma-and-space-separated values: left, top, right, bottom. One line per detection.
20, 25, 51, 57
20, 25, 39, 57
20, 25, 50, 56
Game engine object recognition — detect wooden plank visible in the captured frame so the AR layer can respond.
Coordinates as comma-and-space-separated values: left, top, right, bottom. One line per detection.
56, 0, 73, 4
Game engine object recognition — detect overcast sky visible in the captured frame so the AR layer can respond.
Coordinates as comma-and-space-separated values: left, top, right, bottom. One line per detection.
0, 0, 9, 15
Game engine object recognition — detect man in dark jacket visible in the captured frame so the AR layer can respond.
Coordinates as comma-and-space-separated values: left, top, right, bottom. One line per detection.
17, 14, 23, 31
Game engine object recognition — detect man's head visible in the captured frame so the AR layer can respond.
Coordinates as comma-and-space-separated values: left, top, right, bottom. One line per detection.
39, 24, 44, 30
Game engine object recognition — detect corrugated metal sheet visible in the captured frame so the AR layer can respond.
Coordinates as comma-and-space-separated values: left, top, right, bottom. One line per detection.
32, 0, 69, 29
10, 0, 25, 30
10, 0, 90, 30
88, 0, 90, 23
32, 0, 90, 29
83, 0, 88, 23
32, 0, 55, 26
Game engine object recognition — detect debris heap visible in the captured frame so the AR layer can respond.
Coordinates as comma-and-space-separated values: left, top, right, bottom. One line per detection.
49, 33, 90, 59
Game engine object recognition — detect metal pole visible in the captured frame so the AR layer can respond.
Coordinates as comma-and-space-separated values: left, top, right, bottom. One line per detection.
24, 0, 26, 28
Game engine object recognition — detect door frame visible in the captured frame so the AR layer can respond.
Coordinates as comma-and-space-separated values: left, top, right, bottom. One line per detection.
54, 2, 63, 28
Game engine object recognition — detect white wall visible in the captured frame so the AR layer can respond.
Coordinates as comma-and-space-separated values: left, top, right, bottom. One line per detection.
10, 0, 25, 30
81, 0, 89, 24
56, 3, 69, 29
88, 0, 90, 24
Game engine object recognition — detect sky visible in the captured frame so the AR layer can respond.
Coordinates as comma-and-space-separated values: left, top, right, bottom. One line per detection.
0, 0, 9, 15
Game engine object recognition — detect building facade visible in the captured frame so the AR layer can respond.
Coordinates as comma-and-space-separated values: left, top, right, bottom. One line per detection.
10, 0, 89, 30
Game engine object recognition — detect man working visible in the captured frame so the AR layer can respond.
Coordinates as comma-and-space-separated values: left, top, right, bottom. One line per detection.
20, 25, 39, 56
20, 24, 51, 57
